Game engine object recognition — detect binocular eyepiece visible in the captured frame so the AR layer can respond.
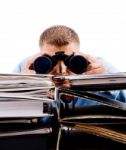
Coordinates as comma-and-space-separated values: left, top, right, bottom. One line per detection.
30, 52, 89, 74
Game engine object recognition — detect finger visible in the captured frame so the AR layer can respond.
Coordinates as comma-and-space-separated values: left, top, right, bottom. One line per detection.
75, 52, 97, 64
25, 53, 43, 69
21, 69, 36, 74
24, 51, 47, 70
87, 62, 103, 70
85, 67, 106, 74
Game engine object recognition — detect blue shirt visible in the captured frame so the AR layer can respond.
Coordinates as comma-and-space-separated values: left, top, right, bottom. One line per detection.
13, 56, 126, 103
13, 56, 126, 125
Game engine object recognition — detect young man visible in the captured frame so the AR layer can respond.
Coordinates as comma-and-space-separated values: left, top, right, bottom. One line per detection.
14, 25, 126, 105
14, 25, 111, 75
13, 26, 126, 149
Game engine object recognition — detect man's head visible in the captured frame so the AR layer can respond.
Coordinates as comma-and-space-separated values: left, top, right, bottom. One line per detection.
21, 25, 106, 75
33, 25, 81, 75
39, 25, 80, 48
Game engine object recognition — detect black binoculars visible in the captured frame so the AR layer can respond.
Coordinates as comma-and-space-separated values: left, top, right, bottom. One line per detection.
30, 51, 89, 74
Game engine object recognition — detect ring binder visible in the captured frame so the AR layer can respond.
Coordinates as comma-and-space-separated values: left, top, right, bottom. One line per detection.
0, 73, 126, 149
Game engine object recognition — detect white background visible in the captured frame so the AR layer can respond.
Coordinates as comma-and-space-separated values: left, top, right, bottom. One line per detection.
0, 0, 126, 73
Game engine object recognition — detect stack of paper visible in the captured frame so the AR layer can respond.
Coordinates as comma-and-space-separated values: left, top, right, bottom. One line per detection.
0, 73, 54, 118
52, 72, 126, 146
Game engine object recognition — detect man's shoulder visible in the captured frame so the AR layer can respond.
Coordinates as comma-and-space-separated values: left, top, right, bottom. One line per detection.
94, 56, 119, 73
13, 56, 31, 73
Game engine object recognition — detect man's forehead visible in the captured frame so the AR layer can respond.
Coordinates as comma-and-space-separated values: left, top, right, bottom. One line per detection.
40, 43, 79, 55
47, 49, 75, 55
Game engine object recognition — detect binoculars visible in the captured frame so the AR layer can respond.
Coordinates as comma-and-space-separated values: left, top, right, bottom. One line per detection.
30, 51, 89, 74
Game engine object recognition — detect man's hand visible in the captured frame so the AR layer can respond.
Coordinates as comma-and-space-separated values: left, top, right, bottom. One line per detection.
77, 53, 106, 75
21, 52, 46, 74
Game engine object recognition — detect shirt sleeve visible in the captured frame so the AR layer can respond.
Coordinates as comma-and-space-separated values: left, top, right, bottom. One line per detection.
13, 57, 31, 73
95, 57, 120, 73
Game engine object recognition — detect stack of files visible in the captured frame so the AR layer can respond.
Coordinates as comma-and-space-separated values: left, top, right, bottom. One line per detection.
0, 74, 55, 150
0, 73, 55, 118
52, 72, 126, 147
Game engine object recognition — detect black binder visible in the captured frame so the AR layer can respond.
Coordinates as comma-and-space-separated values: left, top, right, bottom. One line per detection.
52, 73, 126, 149
0, 120, 52, 150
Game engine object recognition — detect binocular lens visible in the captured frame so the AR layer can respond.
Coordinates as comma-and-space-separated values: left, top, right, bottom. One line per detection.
68, 55, 89, 74
33, 56, 54, 74
32, 53, 89, 74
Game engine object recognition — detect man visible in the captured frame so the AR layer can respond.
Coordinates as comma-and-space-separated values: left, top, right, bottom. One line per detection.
13, 25, 126, 149
14, 25, 111, 75
14, 25, 125, 103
